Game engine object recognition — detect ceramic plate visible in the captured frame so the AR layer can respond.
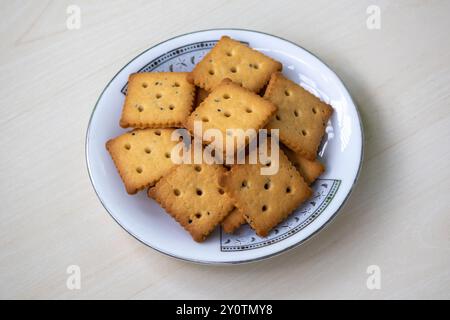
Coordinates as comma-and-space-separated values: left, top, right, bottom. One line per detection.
86, 29, 363, 264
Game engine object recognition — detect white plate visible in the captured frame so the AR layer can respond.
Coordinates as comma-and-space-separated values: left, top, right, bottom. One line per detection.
86, 29, 363, 264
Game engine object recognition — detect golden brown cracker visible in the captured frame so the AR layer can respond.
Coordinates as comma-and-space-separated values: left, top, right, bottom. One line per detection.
280, 144, 325, 185
221, 207, 246, 234
222, 144, 312, 237
185, 79, 276, 152
120, 72, 195, 128
264, 73, 333, 160
148, 164, 234, 242
190, 36, 282, 92
106, 128, 180, 194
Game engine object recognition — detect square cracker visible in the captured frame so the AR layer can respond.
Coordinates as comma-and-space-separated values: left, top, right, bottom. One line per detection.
106, 128, 179, 194
185, 79, 276, 151
221, 207, 246, 234
189, 36, 282, 93
222, 144, 312, 237
120, 72, 195, 128
280, 144, 325, 185
148, 164, 234, 242
264, 73, 333, 160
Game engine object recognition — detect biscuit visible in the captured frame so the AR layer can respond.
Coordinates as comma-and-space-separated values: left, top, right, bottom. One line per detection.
222, 142, 312, 237
280, 144, 325, 185
106, 128, 179, 194
264, 73, 333, 160
189, 36, 282, 92
120, 72, 195, 128
221, 207, 246, 234
185, 79, 276, 152
148, 164, 234, 242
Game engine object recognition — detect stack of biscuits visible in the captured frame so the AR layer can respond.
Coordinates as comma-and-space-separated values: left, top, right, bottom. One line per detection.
106, 36, 333, 242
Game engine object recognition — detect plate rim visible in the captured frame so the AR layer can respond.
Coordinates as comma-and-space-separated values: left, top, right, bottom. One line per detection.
85, 28, 365, 265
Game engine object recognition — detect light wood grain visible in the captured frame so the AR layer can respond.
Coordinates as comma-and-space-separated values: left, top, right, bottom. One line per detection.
0, 0, 449, 299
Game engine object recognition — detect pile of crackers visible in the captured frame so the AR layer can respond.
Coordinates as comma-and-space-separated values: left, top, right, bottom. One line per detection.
106, 36, 333, 242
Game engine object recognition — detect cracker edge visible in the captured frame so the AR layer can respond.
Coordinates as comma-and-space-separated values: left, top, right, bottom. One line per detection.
221, 207, 247, 234
298, 158, 325, 185
281, 144, 325, 185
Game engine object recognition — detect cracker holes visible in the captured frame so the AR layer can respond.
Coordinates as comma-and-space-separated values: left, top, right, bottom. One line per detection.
145, 147, 151, 154
214, 98, 220, 103
230, 67, 237, 73
174, 189, 181, 196
286, 186, 292, 194
301, 130, 307, 136
245, 108, 252, 113
262, 205, 268, 212
173, 82, 180, 87
224, 111, 231, 118
223, 93, 230, 99
202, 117, 209, 122
138, 105, 144, 112
218, 188, 225, 195
131, 132, 136, 136
136, 167, 143, 174
168, 105, 175, 110
188, 219, 193, 224
217, 108, 222, 112
275, 114, 281, 121
294, 110, 299, 117
195, 213, 202, 219
264, 181, 271, 190
209, 70, 215, 75
124, 143, 131, 150
196, 188, 203, 196
249, 63, 259, 70
142, 83, 148, 88
164, 152, 171, 159
154, 130, 161, 136
226, 51, 233, 57
312, 107, 317, 114
241, 180, 248, 188
156, 93, 162, 99
284, 90, 291, 97
194, 165, 202, 172
154, 81, 160, 86
265, 161, 271, 167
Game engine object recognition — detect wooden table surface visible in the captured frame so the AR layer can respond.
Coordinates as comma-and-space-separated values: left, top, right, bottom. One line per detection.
1, 0, 449, 300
